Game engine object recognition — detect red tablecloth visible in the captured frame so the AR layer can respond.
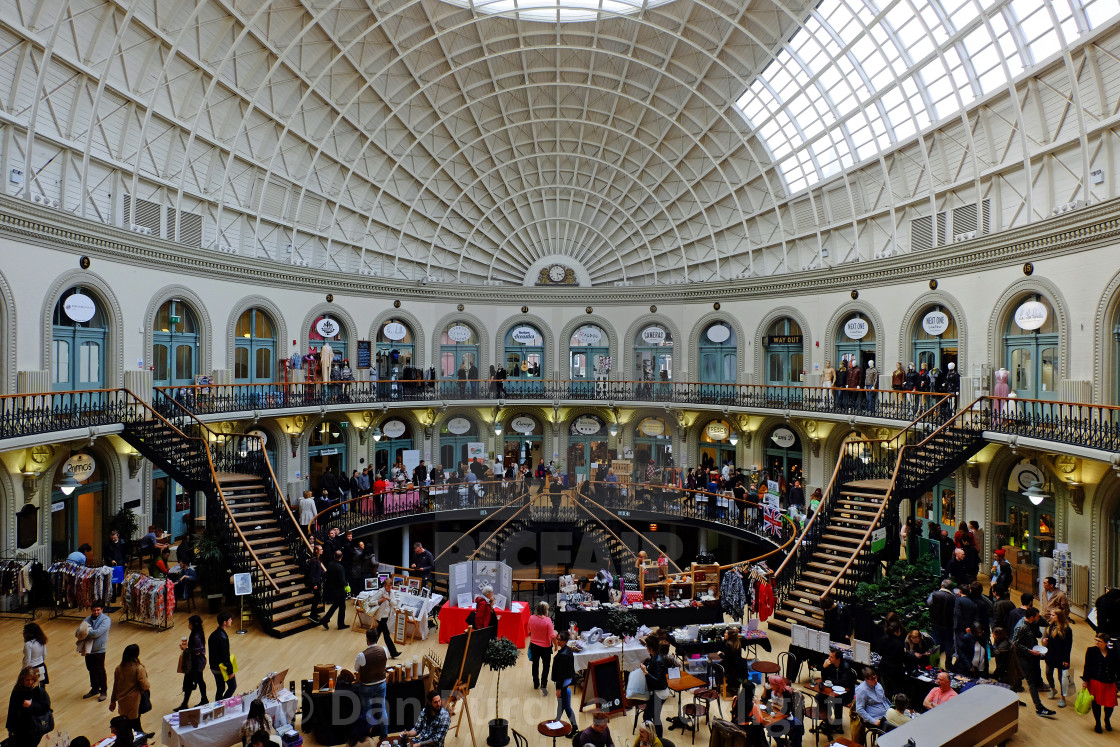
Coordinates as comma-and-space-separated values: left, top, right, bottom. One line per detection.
438, 601, 530, 647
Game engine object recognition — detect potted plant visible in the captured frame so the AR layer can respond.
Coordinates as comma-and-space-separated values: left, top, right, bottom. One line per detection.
606, 607, 640, 682
483, 637, 520, 747
194, 527, 226, 613
108, 506, 140, 544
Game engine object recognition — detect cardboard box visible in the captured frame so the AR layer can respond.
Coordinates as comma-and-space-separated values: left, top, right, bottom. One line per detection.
1013, 563, 1038, 594
1002, 546, 1029, 565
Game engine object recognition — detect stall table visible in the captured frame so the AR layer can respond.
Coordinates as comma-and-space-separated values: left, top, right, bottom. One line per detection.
571, 639, 648, 672
437, 600, 530, 646
556, 604, 722, 633
674, 628, 771, 657
161, 691, 298, 747
300, 679, 424, 745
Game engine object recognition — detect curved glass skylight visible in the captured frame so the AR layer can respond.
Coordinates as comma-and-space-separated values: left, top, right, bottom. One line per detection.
443, 0, 677, 23
737, 0, 1116, 195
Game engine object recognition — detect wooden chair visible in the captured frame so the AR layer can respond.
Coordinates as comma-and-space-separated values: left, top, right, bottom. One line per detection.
511, 729, 528, 747
693, 662, 724, 722
777, 651, 801, 684
627, 695, 649, 733
864, 727, 885, 746
681, 701, 707, 744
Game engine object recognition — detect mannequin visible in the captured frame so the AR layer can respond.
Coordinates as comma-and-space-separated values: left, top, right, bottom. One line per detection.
891, 362, 905, 390
945, 361, 961, 394
993, 367, 1011, 413
822, 361, 836, 408
864, 359, 879, 411
904, 363, 919, 411
320, 342, 334, 382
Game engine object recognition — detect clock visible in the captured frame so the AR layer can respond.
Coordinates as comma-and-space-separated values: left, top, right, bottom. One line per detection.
548, 264, 567, 282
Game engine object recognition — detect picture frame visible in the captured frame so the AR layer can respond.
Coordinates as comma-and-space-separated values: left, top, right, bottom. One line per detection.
420, 587, 432, 598
407, 577, 422, 591
365, 577, 378, 591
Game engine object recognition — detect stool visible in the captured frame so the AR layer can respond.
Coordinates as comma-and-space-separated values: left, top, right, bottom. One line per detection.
628, 697, 649, 733
681, 703, 707, 744
538, 719, 572, 747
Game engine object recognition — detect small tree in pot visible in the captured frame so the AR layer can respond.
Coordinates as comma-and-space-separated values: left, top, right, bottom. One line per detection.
483, 637, 520, 747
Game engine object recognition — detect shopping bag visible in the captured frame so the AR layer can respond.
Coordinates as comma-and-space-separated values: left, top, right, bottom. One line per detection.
1075, 687, 1094, 715
626, 667, 649, 700
220, 655, 239, 681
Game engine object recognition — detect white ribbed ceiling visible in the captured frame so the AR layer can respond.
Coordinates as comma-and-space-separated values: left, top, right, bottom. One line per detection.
0, 0, 1116, 286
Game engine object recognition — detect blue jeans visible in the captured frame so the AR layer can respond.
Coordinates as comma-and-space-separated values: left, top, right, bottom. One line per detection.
359, 681, 388, 737
555, 680, 576, 725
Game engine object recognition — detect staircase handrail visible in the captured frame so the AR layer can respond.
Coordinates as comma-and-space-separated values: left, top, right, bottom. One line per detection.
569, 492, 663, 572
467, 503, 536, 560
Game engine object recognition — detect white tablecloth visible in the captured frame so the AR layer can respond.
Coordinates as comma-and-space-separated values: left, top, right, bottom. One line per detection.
161, 690, 298, 747
572, 640, 648, 672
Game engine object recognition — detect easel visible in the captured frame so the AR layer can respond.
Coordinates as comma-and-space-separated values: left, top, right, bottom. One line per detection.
448, 626, 479, 747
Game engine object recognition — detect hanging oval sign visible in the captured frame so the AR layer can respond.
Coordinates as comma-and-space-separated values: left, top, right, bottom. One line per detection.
447, 325, 472, 343
639, 418, 665, 436
511, 416, 537, 434
572, 416, 602, 435
382, 419, 407, 439
922, 311, 950, 336
63, 293, 97, 323
641, 326, 667, 344
706, 422, 729, 441
844, 317, 869, 339
382, 322, 407, 341
1014, 300, 1048, 331
447, 417, 472, 435
63, 453, 96, 482
315, 317, 340, 338
510, 326, 539, 344
770, 427, 797, 448
706, 324, 732, 343
575, 327, 602, 345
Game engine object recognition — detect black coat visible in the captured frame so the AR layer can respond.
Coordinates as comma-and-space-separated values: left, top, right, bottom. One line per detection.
323, 560, 347, 604
954, 595, 978, 633
1083, 646, 1118, 684
551, 647, 576, 685
928, 590, 956, 629
104, 538, 129, 566
6, 684, 50, 743
208, 628, 232, 673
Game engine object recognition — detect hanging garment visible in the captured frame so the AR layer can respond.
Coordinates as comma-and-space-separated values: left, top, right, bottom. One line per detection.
721, 569, 746, 621
757, 581, 776, 622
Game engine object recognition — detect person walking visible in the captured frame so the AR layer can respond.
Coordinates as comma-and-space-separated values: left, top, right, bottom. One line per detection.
305, 544, 325, 625
528, 601, 555, 694
1043, 610, 1073, 708
1012, 607, 1056, 716
640, 639, 671, 739
109, 644, 153, 741
1082, 631, 1118, 733
208, 612, 237, 700
552, 632, 578, 729
371, 577, 402, 657
175, 615, 207, 711
5, 667, 51, 747
355, 627, 390, 738
321, 549, 348, 630
77, 604, 110, 701
21, 625, 47, 688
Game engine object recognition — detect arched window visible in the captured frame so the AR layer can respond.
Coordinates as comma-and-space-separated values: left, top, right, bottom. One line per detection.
633, 324, 673, 386
374, 419, 413, 476
764, 318, 804, 385
503, 414, 543, 468
52, 288, 107, 391
764, 426, 802, 508
439, 415, 481, 470
912, 306, 958, 373
50, 452, 107, 561
375, 320, 415, 380
1003, 295, 1059, 403
633, 416, 673, 474
504, 324, 545, 384
699, 321, 737, 388
835, 314, 875, 372
569, 325, 610, 380
998, 459, 1053, 564
309, 314, 347, 378
153, 299, 199, 388
308, 420, 348, 494
440, 322, 480, 392
234, 308, 276, 384
697, 419, 736, 472
567, 414, 614, 484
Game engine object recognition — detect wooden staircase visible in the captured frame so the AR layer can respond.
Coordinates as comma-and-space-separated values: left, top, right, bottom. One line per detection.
217, 473, 318, 636
769, 479, 890, 634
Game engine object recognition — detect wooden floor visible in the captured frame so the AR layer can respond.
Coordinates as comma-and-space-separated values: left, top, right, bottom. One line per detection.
4, 600, 1109, 746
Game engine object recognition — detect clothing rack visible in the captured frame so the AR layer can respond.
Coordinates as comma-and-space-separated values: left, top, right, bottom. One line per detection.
120, 573, 175, 631
0, 557, 39, 619
47, 561, 114, 619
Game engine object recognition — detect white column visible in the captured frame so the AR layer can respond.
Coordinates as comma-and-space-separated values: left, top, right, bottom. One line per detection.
402, 525, 410, 569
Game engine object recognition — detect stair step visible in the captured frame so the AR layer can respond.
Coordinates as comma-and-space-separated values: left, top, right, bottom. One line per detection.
249, 543, 289, 555
837, 498, 884, 508
831, 507, 879, 518
272, 592, 314, 609
271, 575, 304, 587
818, 542, 858, 553
271, 615, 318, 635
828, 524, 871, 536
229, 509, 275, 519
227, 501, 269, 509
802, 570, 840, 582
821, 533, 861, 545
261, 560, 296, 572
241, 528, 279, 538
806, 561, 844, 573
800, 579, 832, 592
841, 491, 889, 499
225, 492, 269, 501
775, 609, 825, 628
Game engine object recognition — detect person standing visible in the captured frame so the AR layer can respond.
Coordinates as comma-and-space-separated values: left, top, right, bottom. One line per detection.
467, 361, 479, 398
67, 544, 92, 565
299, 491, 318, 531
321, 550, 348, 630
5, 667, 51, 747
411, 542, 434, 589
103, 530, 130, 602
1043, 610, 1073, 708
1041, 577, 1071, 623
371, 577, 402, 657
864, 360, 879, 410
78, 604, 110, 701
528, 601, 555, 694
356, 627, 390, 738
20, 625, 47, 688
208, 612, 237, 700
552, 632, 578, 729
1012, 607, 1056, 716
305, 544, 325, 625
1082, 631, 1117, 733
176, 615, 207, 711
109, 644, 152, 740
640, 639, 671, 739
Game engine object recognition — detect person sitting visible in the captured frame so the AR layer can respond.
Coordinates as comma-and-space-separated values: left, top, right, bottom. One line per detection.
885, 694, 911, 728
904, 629, 936, 667
574, 711, 615, 747
247, 731, 270, 747
68, 543, 92, 565
816, 649, 855, 738
762, 675, 804, 747
730, 681, 768, 747
238, 698, 274, 745
151, 548, 172, 578
922, 671, 958, 709
109, 715, 135, 747
401, 690, 450, 747
464, 585, 499, 630
853, 668, 890, 739
632, 720, 662, 747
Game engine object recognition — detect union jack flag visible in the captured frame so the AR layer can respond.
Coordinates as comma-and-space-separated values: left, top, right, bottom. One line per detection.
763, 506, 783, 537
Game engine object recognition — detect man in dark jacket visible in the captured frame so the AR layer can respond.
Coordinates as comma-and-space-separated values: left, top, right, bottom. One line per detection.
928, 580, 957, 666
821, 595, 853, 644
411, 542, 435, 589
319, 467, 339, 499
208, 612, 237, 699
103, 529, 130, 602
306, 545, 325, 624
321, 550, 348, 630
953, 585, 978, 671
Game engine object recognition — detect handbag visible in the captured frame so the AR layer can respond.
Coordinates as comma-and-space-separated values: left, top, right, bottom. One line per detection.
1075, 687, 1094, 715
139, 689, 152, 715
32, 709, 54, 734
177, 652, 187, 674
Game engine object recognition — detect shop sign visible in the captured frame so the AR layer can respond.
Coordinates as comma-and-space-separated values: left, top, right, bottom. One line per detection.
1008, 462, 1044, 491
770, 427, 797, 448
63, 293, 96, 323
447, 325, 472, 343
1013, 301, 1048, 331
51, 502, 65, 513
317, 448, 339, 456
572, 416, 602, 436
767, 335, 802, 345
382, 322, 408, 341
639, 418, 665, 437
315, 317, 340, 338
640, 326, 667, 344
705, 422, 729, 441
921, 311, 950, 336
511, 416, 536, 434
706, 324, 731, 343
447, 417, 472, 435
382, 420, 407, 439
63, 454, 95, 482
575, 327, 602, 345
247, 429, 268, 447
510, 326, 539, 344
844, 317, 869, 339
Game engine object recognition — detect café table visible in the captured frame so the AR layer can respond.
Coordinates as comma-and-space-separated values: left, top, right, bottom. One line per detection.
750, 660, 781, 676
667, 672, 705, 719
538, 719, 573, 747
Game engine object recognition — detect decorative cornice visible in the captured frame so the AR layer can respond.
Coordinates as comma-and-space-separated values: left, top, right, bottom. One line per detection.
3, 193, 1120, 305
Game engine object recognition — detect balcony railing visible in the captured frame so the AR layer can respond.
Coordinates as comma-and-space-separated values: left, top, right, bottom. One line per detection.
0, 389, 141, 439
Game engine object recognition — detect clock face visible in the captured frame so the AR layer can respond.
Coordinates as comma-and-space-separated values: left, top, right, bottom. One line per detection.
548, 264, 566, 282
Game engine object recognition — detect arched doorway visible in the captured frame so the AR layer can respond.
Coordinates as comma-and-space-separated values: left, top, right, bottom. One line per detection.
835, 314, 876, 372
912, 306, 958, 373
764, 425, 803, 506
999, 459, 1054, 564
569, 324, 610, 397
502, 414, 543, 469
309, 314, 347, 377
911, 477, 957, 539
374, 419, 414, 476
633, 323, 673, 397
633, 416, 673, 478
50, 452, 107, 561
504, 324, 545, 396
699, 321, 737, 396
440, 321, 480, 395
234, 308, 277, 385
308, 420, 348, 495
566, 414, 614, 485
153, 299, 199, 388
439, 415, 482, 470
52, 288, 107, 391
764, 318, 804, 385
697, 419, 736, 472
1003, 295, 1059, 404
376, 319, 416, 396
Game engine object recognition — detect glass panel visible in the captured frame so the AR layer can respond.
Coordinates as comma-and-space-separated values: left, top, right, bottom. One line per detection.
701, 353, 718, 381
441, 352, 456, 378
53, 340, 70, 384
234, 347, 250, 380
722, 353, 737, 382
255, 310, 273, 339
1040, 347, 1057, 392
236, 311, 252, 338
153, 345, 170, 382
790, 354, 803, 381
571, 353, 587, 378
1010, 347, 1032, 392
940, 488, 956, 527
78, 341, 100, 384
175, 344, 194, 380
769, 353, 784, 382
255, 347, 272, 380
